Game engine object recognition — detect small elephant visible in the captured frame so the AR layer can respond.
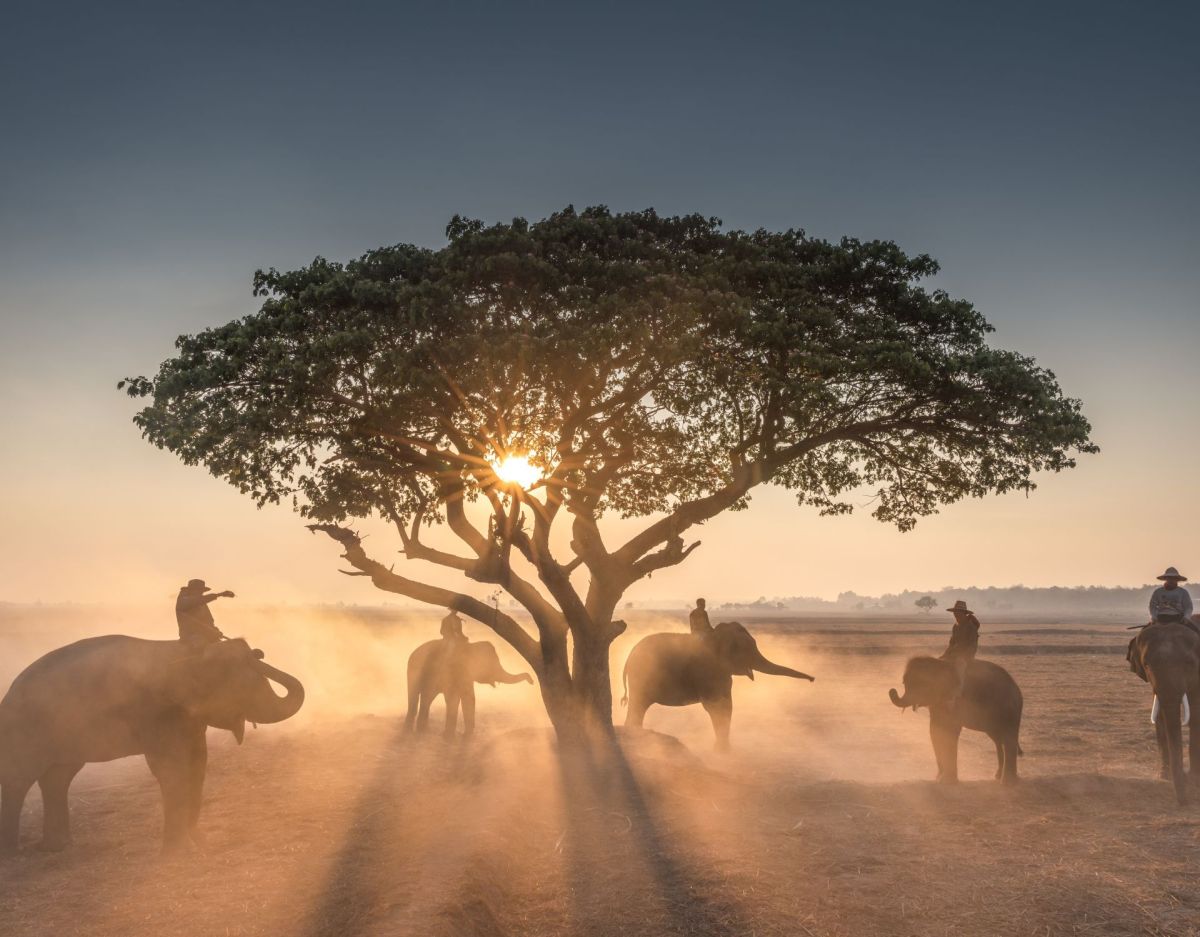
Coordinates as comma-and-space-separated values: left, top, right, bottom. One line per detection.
405, 639, 532, 737
0, 636, 304, 853
1127, 621, 1200, 804
621, 621, 814, 750
889, 656, 1023, 784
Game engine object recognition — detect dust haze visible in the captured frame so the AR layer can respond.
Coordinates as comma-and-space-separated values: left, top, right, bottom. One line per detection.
2, 603, 1191, 937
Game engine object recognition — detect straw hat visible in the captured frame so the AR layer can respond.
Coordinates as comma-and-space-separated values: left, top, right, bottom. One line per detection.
183, 578, 211, 592
946, 599, 974, 613
1157, 567, 1187, 582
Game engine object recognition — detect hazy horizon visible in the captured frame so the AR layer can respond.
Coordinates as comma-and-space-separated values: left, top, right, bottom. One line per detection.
2, 1, 1196, 606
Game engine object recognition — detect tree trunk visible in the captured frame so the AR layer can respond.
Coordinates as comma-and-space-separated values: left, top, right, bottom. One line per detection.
571, 628, 616, 736
536, 624, 618, 746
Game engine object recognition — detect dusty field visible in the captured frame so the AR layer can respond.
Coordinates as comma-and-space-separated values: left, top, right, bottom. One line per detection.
1, 607, 1198, 937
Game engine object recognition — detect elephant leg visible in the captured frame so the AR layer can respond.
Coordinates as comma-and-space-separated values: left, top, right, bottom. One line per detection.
0, 777, 35, 854
702, 696, 733, 752
443, 690, 461, 739
1000, 731, 1020, 785
930, 718, 961, 783
461, 687, 476, 737
1156, 713, 1171, 779
185, 728, 208, 841
624, 695, 649, 728
1187, 686, 1200, 783
37, 763, 83, 851
1158, 692, 1188, 805
145, 746, 193, 852
404, 682, 419, 732
415, 692, 434, 733
991, 736, 1004, 781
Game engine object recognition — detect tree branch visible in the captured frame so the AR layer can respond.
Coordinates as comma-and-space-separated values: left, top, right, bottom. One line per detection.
307, 523, 542, 668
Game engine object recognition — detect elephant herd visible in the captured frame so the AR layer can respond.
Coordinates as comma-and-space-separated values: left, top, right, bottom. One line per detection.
0, 616, 1195, 854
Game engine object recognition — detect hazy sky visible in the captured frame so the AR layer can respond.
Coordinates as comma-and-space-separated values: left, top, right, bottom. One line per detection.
1, 1, 1196, 606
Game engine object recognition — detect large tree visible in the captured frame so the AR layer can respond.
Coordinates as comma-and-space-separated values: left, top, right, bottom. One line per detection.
121, 206, 1095, 741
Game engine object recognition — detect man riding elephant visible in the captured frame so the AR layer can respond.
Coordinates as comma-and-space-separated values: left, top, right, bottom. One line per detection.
175, 578, 236, 645
942, 600, 981, 703
1148, 567, 1195, 631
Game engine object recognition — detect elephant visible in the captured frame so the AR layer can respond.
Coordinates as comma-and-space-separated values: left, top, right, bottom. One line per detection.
621, 621, 814, 750
1127, 621, 1200, 804
0, 636, 304, 853
888, 655, 1023, 785
405, 638, 532, 737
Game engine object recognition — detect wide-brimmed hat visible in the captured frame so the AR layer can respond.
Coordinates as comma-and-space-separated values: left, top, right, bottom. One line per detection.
1157, 567, 1187, 582
946, 600, 973, 613
184, 578, 211, 592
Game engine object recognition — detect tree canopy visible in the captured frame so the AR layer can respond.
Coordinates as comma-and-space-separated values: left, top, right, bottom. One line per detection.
121, 206, 1096, 735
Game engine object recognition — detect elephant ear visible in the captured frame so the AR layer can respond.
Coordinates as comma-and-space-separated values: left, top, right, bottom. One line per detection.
709, 622, 755, 678
466, 642, 501, 685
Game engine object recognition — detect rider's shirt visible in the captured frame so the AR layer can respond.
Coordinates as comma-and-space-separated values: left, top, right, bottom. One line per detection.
1149, 586, 1195, 623
689, 607, 713, 634
176, 590, 224, 643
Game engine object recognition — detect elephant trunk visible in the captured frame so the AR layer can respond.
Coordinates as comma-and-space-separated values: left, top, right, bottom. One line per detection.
752, 649, 815, 681
497, 667, 534, 685
247, 661, 306, 724
889, 687, 909, 707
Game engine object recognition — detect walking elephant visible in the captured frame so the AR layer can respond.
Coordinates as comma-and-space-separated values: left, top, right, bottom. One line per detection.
888, 655, 1023, 784
405, 639, 532, 737
621, 621, 814, 750
0, 636, 304, 853
1127, 621, 1200, 804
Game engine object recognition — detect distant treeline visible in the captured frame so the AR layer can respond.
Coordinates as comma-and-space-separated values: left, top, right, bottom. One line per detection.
720, 585, 1167, 615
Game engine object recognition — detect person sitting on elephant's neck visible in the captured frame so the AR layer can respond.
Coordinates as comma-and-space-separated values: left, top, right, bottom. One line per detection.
942, 600, 981, 661
1148, 567, 1196, 631
175, 578, 233, 645
440, 609, 468, 643
689, 598, 713, 635
940, 600, 980, 703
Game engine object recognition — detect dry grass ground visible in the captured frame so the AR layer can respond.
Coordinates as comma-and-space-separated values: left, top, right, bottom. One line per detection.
1, 608, 1198, 936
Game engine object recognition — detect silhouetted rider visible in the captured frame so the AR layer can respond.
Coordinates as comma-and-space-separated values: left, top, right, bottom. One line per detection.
440, 609, 467, 644
176, 578, 234, 645
941, 600, 980, 703
689, 598, 713, 635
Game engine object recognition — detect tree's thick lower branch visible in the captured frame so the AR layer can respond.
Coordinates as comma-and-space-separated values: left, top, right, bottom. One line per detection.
308, 523, 542, 668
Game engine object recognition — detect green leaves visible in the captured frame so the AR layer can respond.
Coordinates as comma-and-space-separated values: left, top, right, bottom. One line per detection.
122, 205, 1095, 537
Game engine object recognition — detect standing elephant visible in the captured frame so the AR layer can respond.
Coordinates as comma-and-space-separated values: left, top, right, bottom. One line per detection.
405, 639, 532, 737
888, 656, 1023, 784
1127, 621, 1200, 804
621, 621, 814, 750
0, 636, 304, 853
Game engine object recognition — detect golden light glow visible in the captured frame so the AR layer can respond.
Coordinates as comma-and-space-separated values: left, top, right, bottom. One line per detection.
492, 454, 541, 490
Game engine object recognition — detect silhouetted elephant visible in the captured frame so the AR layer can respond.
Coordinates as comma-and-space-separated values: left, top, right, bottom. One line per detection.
0, 636, 304, 853
621, 621, 814, 750
405, 639, 532, 737
1127, 621, 1200, 804
889, 656, 1023, 784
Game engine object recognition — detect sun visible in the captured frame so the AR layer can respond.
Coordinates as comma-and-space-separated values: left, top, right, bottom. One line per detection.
491, 454, 541, 490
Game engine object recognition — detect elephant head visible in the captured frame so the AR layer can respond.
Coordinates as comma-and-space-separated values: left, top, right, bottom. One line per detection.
889, 656, 957, 710
706, 621, 815, 682
173, 639, 305, 742
466, 641, 533, 687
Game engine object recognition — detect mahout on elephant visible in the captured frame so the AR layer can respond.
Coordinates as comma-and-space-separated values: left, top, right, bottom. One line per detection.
0, 636, 304, 853
621, 620, 814, 750
1127, 620, 1200, 805
888, 654, 1023, 784
405, 638, 532, 737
